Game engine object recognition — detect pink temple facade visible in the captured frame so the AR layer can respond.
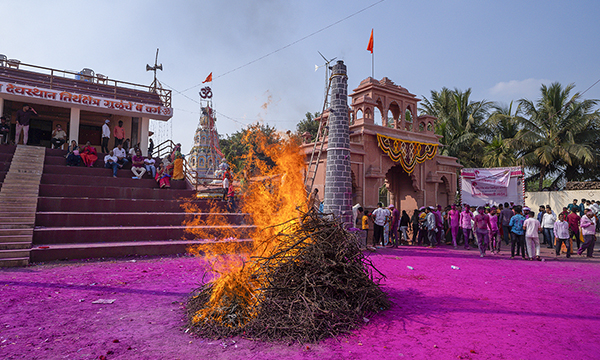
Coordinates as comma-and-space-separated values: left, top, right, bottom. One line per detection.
302, 77, 462, 211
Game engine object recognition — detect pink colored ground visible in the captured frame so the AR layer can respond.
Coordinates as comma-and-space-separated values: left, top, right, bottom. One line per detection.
1, 246, 600, 360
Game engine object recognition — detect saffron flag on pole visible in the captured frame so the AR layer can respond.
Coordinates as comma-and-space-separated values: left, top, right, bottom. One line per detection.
202, 72, 213, 83
367, 29, 374, 53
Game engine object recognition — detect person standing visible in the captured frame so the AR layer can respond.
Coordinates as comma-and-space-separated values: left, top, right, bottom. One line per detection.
113, 120, 125, 147
0, 116, 9, 144
474, 206, 490, 257
541, 206, 557, 249
389, 204, 400, 248
508, 205, 527, 259
371, 202, 388, 247
101, 119, 111, 153
567, 208, 581, 252
553, 213, 570, 258
425, 206, 438, 248
399, 210, 410, 245
148, 138, 155, 156
50, 124, 67, 149
460, 205, 474, 249
410, 209, 420, 245
523, 211, 542, 260
361, 208, 370, 248
498, 202, 514, 246
488, 207, 501, 254
15, 104, 37, 145
578, 209, 596, 258
448, 204, 460, 248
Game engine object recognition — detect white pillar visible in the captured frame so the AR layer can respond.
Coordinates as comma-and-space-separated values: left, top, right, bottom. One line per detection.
0, 98, 4, 118
69, 108, 80, 145
140, 117, 150, 156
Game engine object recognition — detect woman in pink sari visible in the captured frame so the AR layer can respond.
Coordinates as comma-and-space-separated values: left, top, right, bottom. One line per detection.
155, 162, 171, 189
79, 141, 98, 167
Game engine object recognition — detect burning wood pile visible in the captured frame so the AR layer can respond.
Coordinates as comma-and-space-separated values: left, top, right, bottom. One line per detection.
186, 209, 389, 342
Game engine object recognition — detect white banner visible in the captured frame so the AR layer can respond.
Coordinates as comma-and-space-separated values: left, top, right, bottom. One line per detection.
460, 167, 524, 206
473, 168, 511, 187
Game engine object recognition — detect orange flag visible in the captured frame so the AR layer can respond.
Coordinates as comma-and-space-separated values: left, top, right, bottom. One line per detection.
202, 72, 213, 83
367, 29, 373, 53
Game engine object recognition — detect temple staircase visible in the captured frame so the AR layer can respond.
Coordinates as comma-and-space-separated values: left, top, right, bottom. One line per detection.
0, 145, 45, 267
27, 147, 253, 263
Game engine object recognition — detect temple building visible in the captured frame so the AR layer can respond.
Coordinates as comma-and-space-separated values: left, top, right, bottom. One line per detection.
0, 58, 172, 154
187, 106, 224, 178
303, 76, 462, 211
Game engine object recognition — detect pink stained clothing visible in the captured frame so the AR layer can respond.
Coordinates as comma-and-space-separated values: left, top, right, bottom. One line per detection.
523, 218, 541, 238
474, 213, 490, 231
488, 214, 499, 232
580, 215, 596, 236
449, 209, 460, 228
460, 211, 473, 229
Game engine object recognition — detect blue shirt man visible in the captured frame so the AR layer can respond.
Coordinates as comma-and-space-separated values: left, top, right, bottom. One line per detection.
509, 213, 526, 235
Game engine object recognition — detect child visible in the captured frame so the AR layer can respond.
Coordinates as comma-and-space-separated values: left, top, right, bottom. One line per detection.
362, 210, 371, 249
553, 213, 570, 258
523, 211, 542, 260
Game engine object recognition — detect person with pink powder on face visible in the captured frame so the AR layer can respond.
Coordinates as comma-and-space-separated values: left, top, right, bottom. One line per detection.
448, 204, 461, 248
474, 206, 491, 257
488, 206, 501, 254
460, 205, 474, 249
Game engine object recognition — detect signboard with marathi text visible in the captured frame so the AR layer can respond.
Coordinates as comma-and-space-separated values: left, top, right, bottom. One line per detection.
0, 81, 172, 118
460, 167, 524, 206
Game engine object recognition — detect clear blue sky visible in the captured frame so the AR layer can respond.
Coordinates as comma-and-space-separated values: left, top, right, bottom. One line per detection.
3, 0, 599, 153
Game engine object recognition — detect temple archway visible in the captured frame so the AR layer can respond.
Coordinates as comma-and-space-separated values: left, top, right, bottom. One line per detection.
437, 176, 450, 208
386, 165, 419, 212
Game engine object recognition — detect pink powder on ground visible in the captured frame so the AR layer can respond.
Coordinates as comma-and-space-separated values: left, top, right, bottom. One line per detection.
1, 247, 599, 359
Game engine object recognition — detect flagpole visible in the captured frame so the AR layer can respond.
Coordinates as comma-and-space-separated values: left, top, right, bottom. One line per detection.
371, 52, 374, 79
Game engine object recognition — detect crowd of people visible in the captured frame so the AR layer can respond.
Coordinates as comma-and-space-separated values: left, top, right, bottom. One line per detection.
63, 119, 186, 189
353, 199, 598, 259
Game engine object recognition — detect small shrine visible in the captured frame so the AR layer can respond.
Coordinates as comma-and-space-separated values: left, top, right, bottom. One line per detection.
188, 105, 224, 179
303, 76, 462, 210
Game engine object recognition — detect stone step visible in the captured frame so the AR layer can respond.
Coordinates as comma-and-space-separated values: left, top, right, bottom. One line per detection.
30, 238, 253, 262
0, 242, 32, 250
0, 257, 29, 267
0, 249, 30, 259
0, 230, 33, 237
0, 223, 34, 229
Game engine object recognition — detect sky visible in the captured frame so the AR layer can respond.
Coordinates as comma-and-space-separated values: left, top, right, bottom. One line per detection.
3, 0, 600, 153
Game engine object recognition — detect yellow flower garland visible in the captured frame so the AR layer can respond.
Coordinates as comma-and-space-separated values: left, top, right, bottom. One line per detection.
376, 134, 438, 174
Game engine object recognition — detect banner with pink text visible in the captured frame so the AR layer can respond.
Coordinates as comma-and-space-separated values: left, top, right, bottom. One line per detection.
460, 167, 524, 206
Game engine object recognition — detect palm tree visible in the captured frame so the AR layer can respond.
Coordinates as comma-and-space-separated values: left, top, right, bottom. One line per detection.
510, 82, 599, 190
481, 101, 520, 167
420, 87, 493, 168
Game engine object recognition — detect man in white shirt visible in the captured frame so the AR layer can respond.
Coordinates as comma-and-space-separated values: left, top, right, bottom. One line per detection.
112, 143, 129, 166
144, 155, 156, 178
523, 211, 542, 260
101, 119, 111, 153
104, 150, 120, 178
371, 202, 389, 247
541, 206, 557, 249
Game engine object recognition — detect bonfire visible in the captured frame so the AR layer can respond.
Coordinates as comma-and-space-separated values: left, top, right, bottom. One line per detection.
184, 130, 389, 342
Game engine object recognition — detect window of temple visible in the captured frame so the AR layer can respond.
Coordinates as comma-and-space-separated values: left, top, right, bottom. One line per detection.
356, 109, 363, 120
427, 122, 433, 132
405, 108, 413, 131
418, 122, 425, 132
387, 110, 394, 128
374, 107, 382, 126
365, 108, 372, 120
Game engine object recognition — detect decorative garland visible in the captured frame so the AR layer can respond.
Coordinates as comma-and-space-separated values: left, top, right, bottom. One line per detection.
376, 134, 438, 174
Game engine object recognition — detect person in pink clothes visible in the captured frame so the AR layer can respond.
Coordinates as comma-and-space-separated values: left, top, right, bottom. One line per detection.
488, 206, 501, 254
578, 209, 596, 257
474, 206, 491, 257
460, 205, 473, 249
448, 204, 461, 248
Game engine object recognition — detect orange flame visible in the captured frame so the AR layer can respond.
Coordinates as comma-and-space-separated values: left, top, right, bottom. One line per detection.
186, 127, 309, 327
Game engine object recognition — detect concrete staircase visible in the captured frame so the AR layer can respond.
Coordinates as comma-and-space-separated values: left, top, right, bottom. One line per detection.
0, 145, 46, 267
27, 147, 253, 263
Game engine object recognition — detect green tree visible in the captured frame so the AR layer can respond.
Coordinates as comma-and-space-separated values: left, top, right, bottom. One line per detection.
511, 82, 599, 190
420, 88, 493, 168
219, 123, 281, 175
481, 101, 520, 167
295, 112, 321, 142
